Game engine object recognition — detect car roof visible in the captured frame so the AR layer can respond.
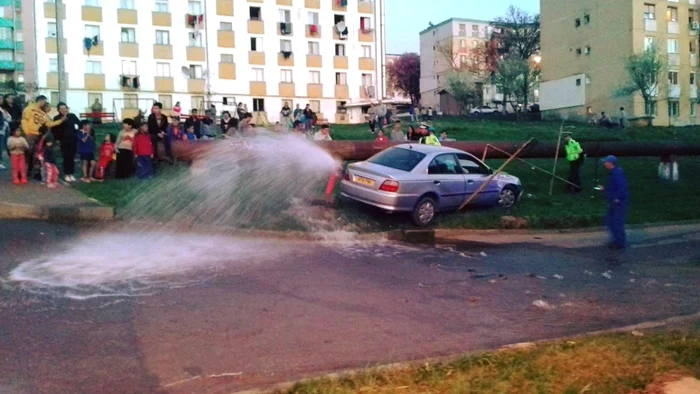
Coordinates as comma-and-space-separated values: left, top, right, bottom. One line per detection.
391, 144, 465, 155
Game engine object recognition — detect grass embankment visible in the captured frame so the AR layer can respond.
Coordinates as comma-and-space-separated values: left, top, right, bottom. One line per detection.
282, 328, 700, 394
72, 118, 700, 230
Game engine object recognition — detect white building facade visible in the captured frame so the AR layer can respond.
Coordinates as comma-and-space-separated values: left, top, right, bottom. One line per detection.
26, 0, 385, 124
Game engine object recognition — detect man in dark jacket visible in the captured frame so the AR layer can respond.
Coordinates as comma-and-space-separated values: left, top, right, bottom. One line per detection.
147, 102, 168, 162
3, 94, 23, 128
53, 102, 81, 182
184, 109, 202, 139
600, 155, 629, 249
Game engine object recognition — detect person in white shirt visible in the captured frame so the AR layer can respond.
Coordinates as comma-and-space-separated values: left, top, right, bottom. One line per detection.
314, 124, 333, 141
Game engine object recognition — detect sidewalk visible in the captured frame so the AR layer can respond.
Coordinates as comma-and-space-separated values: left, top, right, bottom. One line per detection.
0, 167, 113, 221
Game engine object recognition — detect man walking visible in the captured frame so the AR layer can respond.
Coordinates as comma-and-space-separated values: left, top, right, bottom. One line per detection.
600, 156, 629, 249
564, 132, 584, 193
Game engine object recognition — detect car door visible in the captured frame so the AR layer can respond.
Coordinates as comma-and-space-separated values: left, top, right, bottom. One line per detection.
427, 154, 467, 210
457, 153, 500, 206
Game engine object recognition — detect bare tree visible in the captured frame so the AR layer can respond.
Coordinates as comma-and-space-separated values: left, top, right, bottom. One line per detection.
616, 43, 665, 127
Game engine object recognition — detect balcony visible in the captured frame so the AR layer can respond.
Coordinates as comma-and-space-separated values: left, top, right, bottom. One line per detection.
305, 0, 320, 8
46, 72, 67, 89
84, 74, 105, 90
153, 44, 173, 59
187, 46, 205, 62
359, 29, 374, 43
0, 60, 13, 70
307, 83, 323, 98
334, 84, 349, 99
217, 30, 235, 48
43, 2, 65, 19
250, 81, 266, 95
81, 6, 102, 22
154, 77, 174, 92
307, 54, 322, 67
278, 22, 293, 36
83, 41, 104, 56
117, 9, 138, 24
645, 18, 657, 32
669, 53, 681, 66
249, 51, 265, 65
188, 79, 206, 93
691, 84, 698, 99
278, 52, 294, 66
219, 62, 236, 79
692, 54, 698, 67
668, 21, 680, 35
216, 0, 234, 16
0, 39, 13, 50
359, 57, 374, 71
45, 37, 67, 54
279, 82, 295, 97
248, 20, 264, 34
152, 11, 172, 26
668, 84, 681, 99
0, 18, 12, 28
334, 56, 348, 69
335, 113, 349, 124
119, 42, 139, 58
277, 0, 293, 5
306, 24, 321, 38
360, 85, 376, 99
358, 1, 373, 14
332, 0, 347, 12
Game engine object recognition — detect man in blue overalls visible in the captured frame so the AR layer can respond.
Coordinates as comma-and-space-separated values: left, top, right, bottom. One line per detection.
599, 155, 629, 249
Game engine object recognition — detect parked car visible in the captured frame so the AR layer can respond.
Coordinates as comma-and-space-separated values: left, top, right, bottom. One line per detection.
470, 105, 500, 115
340, 145, 523, 227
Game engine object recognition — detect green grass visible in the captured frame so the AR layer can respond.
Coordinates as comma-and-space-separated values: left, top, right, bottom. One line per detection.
279, 326, 700, 394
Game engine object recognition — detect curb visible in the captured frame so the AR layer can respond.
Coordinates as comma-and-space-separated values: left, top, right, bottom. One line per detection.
0, 201, 114, 222
231, 311, 700, 394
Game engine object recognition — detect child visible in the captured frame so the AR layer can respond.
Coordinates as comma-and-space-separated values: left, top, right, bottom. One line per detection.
34, 126, 48, 183
132, 122, 154, 179
95, 133, 115, 182
77, 120, 96, 182
43, 127, 59, 188
185, 124, 197, 141
115, 118, 136, 179
6, 126, 28, 184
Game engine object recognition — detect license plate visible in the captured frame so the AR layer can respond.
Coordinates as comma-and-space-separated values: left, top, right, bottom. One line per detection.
353, 175, 375, 187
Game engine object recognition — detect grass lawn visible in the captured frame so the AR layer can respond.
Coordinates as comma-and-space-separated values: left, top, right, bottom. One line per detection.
280, 326, 700, 394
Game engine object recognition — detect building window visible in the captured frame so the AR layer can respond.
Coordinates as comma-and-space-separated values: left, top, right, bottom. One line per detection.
220, 54, 233, 63
156, 62, 170, 77
252, 67, 264, 81
220, 22, 232, 31
191, 96, 204, 111
50, 92, 59, 106
308, 11, 319, 25
460, 39, 467, 48
279, 9, 291, 23
360, 16, 372, 31
644, 4, 655, 19
692, 72, 696, 85
691, 40, 697, 53
669, 101, 680, 117
189, 65, 203, 79
250, 37, 263, 51
669, 71, 679, 85
576, 78, 582, 86
668, 38, 679, 53
250, 7, 261, 20
280, 39, 292, 52
280, 69, 293, 83
88, 93, 103, 108
361, 73, 373, 86
253, 98, 265, 112
645, 101, 657, 116
155, 0, 168, 12
120, 0, 135, 9
667, 7, 678, 22
122, 60, 137, 75
121, 28, 136, 43
576, 48, 582, 55
85, 25, 100, 39
472, 40, 478, 48
15, 31, 23, 43
86, 60, 102, 74
460, 54, 467, 65
335, 72, 347, 85
188, 1, 202, 15
47, 22, 56, 37
85, 0, 100, 6
335, 43, 345, 56
309, 70, 320, 83
155, 30, 170, 45
310, 100, 320, 112
584, 14, 590, 24
308, 41, 320, 55
472, 24, 479, 36
575, 18, 581, 27
124, 94, 138, 108
334, 14, 345, 24
189, 32, 202, 47
459, 23, 466, 36
692, 102, 697, 117
584, 46, 591, 55
158, 94, 172, 109
48, 58, 58, 72
645, 36, 655, 51
361, 45, 372, 58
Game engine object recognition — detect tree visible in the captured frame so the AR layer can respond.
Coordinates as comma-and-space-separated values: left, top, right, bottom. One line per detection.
493, 5, 541, 61
617, 43, 665, 127
386, 53, 421, 104
444, 72, 480, 115
493, 56, 538, 113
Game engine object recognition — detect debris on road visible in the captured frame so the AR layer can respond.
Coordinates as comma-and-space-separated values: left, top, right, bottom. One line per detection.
630, 278, 636, 283
527, 273, 536, 278
584, 270, 594, 276
489, 279, 498, 284
602, 271, 613, 280
553, 274, 564, 280
480, 251, 488, 257
631, 330, 645, 337
532, 300, 555, 310
536, 276, 547, 280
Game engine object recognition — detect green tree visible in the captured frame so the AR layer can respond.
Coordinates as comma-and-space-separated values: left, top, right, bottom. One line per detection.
493, 57, 537, 114
444, 73, 480, 115
493, 5, 541, 60
617, 43, 665, 127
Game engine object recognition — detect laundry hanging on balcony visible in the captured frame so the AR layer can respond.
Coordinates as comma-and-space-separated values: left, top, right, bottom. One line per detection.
281, 51, 292, 59
309, 24, 318, 35
336, 21, 348, 39
83, 35, 100, 56
337, 0, 348, 6
280, 22, 292, 35
187, 14, 205, 35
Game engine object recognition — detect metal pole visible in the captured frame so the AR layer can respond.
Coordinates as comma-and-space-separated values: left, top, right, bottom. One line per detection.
459, 138, 534, 211
549, 122, 564, 196
55, 0, 66, 102
203, 0, 211, 108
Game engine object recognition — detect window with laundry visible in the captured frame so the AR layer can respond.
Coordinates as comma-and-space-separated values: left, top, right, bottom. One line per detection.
156, 62, 170, 77
188, 1, 202, 15
250, 7, 261, 20
360, 17, 372, 32
250, 37, 263, 51
309, 70, 321, 84
120, 0, 135, 9
308, 41, 320, 55
155, 30, 170, 45
155, 0, 168, 12
280, 69, 293, 83
122, 60, 137, 76
335, 43, 345, 56
86, 60, 102, 74
335, 72, 347, 85
47, 22, 56, 37
189, 32, 203, 47
252, 68, 264, 81
121, 28, 136, 43
220, 54, 233, 63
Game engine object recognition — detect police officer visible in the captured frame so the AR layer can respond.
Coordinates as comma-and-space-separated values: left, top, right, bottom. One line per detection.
564, 132, 584, 193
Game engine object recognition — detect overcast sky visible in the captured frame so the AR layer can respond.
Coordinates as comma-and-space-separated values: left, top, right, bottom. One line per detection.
385, 0, 540, 54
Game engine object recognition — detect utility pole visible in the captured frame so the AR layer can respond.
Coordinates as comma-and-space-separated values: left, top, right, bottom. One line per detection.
55, 0, 67, 102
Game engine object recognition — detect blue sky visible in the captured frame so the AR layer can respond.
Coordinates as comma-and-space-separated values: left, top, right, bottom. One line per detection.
385, 0, 540, 54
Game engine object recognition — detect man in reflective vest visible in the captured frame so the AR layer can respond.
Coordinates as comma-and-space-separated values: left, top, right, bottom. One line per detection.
564, 132, 584, 193
420, 127, 441, 146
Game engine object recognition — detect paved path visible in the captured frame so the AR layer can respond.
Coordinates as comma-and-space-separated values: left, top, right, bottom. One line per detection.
0, 220, 699, 394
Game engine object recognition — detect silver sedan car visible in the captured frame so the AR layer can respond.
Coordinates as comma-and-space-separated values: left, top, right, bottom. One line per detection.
340, 144, 523, 227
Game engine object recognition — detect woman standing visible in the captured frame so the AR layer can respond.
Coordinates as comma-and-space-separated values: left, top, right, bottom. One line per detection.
0, 96, 10, 170
280, 102, 292, 133
220, 111, 238, 137
115, 118, 136, 178
172, 102, 182, 116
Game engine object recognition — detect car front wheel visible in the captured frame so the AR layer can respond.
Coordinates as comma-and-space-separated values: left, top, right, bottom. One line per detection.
412, 196, 436, 227
498, 186, 518, 209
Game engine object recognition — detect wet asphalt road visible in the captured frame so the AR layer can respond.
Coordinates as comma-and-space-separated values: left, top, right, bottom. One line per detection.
1, 220, 700, 394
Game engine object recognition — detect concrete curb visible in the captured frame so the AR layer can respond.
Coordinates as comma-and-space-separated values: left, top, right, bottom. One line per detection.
0, 201, 114, 222
231, 311, 700, 394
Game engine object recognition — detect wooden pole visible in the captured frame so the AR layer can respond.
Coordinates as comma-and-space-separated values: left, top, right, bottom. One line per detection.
549, 122, 564, 196
484, 144, 579, 188
459, 138, 534, 211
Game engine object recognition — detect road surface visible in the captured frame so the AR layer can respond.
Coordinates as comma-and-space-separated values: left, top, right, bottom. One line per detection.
1, 220, 699, 394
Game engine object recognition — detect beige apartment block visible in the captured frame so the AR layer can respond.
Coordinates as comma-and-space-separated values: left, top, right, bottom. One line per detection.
541, 0, 700, 126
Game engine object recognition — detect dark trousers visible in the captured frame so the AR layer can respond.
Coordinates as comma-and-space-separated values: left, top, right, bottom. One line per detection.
136, 155, 154, 179
60, 141, 77, 176
377, 116, 385, 131
606, 202, 627, 247
151, 135, 162, 162
368, 120, 376, 133
567, 156, 583, 192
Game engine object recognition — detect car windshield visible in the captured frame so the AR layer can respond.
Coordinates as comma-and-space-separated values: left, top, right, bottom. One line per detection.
367, 147, 426, 172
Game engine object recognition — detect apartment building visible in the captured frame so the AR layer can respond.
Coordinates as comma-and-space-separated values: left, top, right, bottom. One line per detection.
541, 0, 700, 126
23, 0, 385, 124
0, 0, 24, 90
419, 18, 493, 111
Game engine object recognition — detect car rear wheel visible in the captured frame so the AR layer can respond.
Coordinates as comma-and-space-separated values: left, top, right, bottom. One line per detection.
498, 185, 518, 209
412, 196, 436, 227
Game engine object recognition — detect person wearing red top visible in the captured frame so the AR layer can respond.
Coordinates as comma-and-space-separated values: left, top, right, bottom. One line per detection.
132, 122, 154, 179
94, 133, 115, 182
372, 130, 389, 150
